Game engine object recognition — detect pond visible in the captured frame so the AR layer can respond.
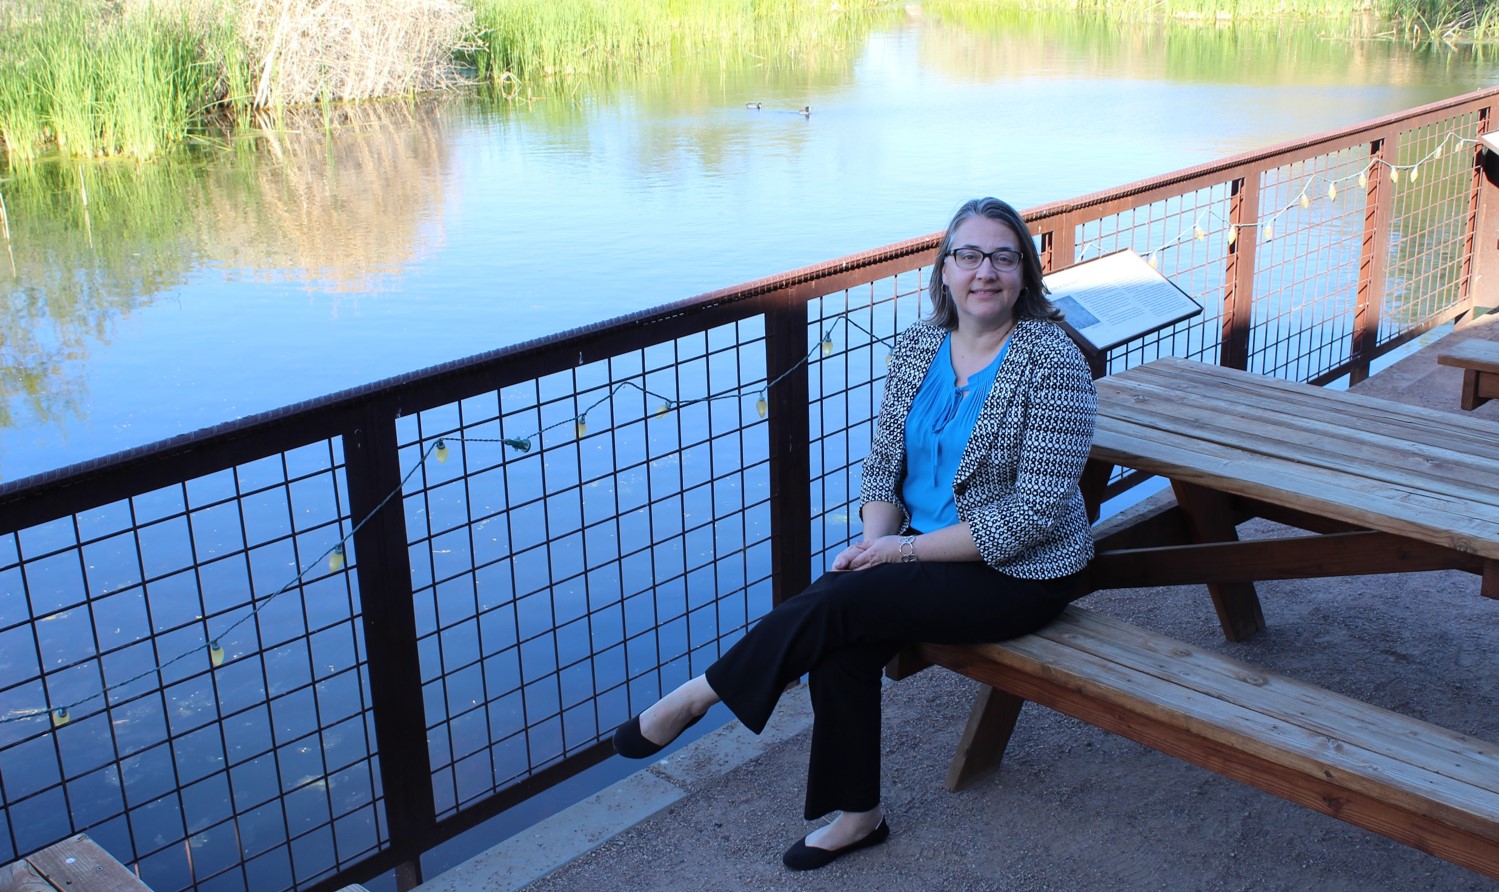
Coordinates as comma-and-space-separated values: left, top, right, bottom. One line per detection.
3, 12, 1499, 485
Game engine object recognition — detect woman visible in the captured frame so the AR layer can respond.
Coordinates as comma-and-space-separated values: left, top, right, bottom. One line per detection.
612, 197, 1097, 870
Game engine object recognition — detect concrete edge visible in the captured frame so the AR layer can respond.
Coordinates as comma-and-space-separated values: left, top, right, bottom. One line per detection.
414, 684, 814, 892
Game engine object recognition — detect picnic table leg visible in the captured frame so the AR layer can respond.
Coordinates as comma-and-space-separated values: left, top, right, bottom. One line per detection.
1171, 480, 1266, 641
944, 684, 1025, 792
1484, 560, 1498, 600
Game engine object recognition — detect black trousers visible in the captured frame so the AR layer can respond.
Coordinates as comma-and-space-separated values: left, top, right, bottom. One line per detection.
703, 560, 1075, 820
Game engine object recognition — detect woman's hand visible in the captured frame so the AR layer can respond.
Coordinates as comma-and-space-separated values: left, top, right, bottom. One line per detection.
831, 536, 905, 571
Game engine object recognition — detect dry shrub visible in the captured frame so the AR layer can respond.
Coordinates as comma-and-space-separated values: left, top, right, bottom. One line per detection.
125, 0, 476, 107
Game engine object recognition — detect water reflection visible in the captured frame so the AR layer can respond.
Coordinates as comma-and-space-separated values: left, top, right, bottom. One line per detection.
1, 17, 1497, 484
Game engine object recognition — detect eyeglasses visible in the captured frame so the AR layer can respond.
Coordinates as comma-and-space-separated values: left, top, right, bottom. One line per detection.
946, 247, 1021, 272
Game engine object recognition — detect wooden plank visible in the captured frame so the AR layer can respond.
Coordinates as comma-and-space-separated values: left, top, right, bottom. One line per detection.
1112, 359, 1499, 459
1127, 355, 1499, 434
22, 835, 148, 891
919, 637, 1499, 878
1103, 375, 1499, 499
1031, 610, 1499, 798
1091, 417, 1499, 558
1093, 409, 1499, 533
1097, 368, 1499, 505
1438, 339, 1499, 374
949, 633, 1495, 821
923, 630, 1499, 839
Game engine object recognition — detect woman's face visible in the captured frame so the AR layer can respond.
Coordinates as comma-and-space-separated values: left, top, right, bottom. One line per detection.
941, 216, 1023, 334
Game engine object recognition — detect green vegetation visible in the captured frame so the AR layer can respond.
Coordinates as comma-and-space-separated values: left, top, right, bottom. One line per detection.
465, 0, 895, 88
2, 0, 1498, 164
0, 1, 243, 163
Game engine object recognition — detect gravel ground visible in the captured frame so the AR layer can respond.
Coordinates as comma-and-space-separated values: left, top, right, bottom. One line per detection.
522, 316, 1499, 892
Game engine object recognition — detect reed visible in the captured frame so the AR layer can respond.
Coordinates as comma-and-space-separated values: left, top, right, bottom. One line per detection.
466, 0, 896, 86
1381, 0, 1499, 39
0, 1, 222, 161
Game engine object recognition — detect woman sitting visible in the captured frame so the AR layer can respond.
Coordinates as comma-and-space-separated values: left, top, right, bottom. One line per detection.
613, 196, 1097, 870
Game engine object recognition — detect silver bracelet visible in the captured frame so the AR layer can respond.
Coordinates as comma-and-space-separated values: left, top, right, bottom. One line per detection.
898, 535, 918, 563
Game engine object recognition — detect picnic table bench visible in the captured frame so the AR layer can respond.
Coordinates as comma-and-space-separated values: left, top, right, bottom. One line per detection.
1437, 337, 1499, 410
902, 357, 1499, 880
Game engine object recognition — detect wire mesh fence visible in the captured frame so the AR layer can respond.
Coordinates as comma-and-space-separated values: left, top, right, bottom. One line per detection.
0, 87, 1494, 891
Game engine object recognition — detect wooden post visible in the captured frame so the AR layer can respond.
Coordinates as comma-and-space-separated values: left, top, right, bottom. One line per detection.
1352, 133, 1396, 385
1220, 173, 1261, 372
1463, 104, 1499, 325
765, 300, 813, 607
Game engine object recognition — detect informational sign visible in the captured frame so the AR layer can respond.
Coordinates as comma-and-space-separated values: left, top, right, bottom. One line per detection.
1045, 250, 1203, 355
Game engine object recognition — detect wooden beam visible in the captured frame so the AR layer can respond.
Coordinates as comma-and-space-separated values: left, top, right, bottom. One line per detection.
944, 685, 1025, 792
1090, 530, 1487, 588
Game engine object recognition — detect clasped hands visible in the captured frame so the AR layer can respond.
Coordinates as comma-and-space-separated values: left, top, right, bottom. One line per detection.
830, 535, 911, 572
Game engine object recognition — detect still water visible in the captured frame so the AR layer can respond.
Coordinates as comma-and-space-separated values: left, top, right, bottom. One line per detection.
3, 14, 1499, 484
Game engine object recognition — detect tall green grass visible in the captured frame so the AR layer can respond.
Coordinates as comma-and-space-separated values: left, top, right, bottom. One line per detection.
1382, 0, 1499, 39
0, 1, 232, 162
467, 0, 897, 87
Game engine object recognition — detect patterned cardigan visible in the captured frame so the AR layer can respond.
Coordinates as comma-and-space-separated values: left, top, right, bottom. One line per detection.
859, 317, 1097, 579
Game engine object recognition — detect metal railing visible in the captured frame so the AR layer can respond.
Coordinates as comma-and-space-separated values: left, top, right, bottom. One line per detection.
1, 87, 1495, 892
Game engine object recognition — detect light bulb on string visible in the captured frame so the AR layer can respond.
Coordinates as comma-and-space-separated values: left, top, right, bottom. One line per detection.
434, 439, 449, 464
1299, 193, 1310, 210
1328, 183, 1338, 201
654, 402, 672, 419
1410, 165, 1419, 182
1434, 142, 1444, 159
210, 641, 225, 667
328, 544, 345, 573
502, 437, 532, 453
1390, 167, 1399, 183
754, 394, 768, 419
1193, 225, 1206, 241
1358, 170, 1368, 189
1226, 226, 1237, 248
1147, 253, 1159, 270
51, 708, 69, 727
820, 335, 834, 358
1263, 223, 1274, 242
575, 416, 588, 438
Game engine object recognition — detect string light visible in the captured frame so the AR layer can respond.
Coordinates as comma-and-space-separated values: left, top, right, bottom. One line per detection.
755, 394, 768, 419
655, 401, 673, 419
328, 544, 345, 572
209, 641, 225, 667
1124, 129, 1479, 265
51, 708, 69, 727
574, 416, 588, 438
434, 439, 450, 463
821, 335, 835, 358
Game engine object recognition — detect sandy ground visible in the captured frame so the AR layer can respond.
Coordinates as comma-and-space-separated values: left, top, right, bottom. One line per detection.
520, 315, 1499, 891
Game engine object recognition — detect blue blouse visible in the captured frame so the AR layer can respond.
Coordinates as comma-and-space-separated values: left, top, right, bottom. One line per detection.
901, 334, 1010, 533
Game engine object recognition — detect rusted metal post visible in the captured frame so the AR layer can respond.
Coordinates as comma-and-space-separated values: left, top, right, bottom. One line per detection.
1462, 105, 1499, 325
1352, 133, 1396, 385
1220, 173, 1261, 372
765, 300, 813, 607
343, 405, 437, 891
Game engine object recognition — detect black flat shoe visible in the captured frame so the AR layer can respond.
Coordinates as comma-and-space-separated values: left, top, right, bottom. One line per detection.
611, 712, 703, 759
782, 818, 889, 871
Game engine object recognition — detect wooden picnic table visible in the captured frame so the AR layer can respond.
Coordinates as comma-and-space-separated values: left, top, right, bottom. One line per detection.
1085, 356, 1499, 640
904, 356, 1499, 879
